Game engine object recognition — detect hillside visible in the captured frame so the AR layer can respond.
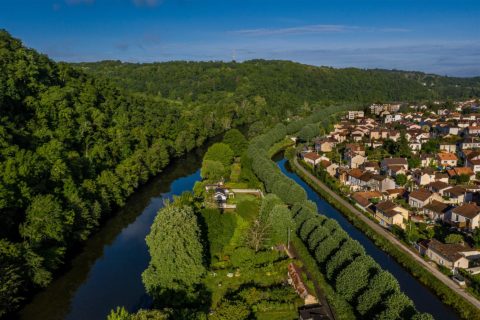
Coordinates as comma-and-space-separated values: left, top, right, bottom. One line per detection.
0, 30, 272, 317
75, 60, 480, 111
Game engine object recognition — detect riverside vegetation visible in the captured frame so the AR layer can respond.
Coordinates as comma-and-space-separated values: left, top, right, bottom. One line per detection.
1, 28, 480, 317
112, 121, 434, 319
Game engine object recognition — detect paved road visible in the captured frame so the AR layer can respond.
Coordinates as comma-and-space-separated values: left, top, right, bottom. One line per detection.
292, 157, 480, 310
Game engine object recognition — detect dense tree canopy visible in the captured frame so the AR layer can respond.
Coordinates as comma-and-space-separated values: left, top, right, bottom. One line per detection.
142, 203, 205, 305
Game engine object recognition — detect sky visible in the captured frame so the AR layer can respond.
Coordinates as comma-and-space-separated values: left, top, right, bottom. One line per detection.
1, 0, 479, 76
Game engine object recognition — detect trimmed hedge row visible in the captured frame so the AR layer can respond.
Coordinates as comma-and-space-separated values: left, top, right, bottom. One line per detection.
291, 204, 432, 319
246, 110, 434, 319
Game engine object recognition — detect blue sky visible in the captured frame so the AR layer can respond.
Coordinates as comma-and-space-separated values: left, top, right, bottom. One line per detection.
1, 0, 479, 76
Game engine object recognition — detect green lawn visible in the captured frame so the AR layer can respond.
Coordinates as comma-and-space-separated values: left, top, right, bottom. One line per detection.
230, 163, 242, 182
227, 193, 258, 204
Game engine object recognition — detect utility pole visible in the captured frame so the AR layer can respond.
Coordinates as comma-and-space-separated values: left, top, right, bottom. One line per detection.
287, 226, 291, 250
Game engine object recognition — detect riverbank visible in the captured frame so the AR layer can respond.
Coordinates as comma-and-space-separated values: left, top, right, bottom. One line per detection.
289, 155, 480, 320
17, 145, 213, 320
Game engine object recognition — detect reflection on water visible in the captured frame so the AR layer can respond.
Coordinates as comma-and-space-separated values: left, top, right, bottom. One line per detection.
18, 145, 209, 320
277, 158, 459, 320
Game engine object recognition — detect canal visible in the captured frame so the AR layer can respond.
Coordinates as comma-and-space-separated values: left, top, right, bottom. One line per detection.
276, 157, 459, 320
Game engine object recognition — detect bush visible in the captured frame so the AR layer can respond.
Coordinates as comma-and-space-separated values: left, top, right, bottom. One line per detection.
325, 239, 365, 281
314, 234, 346, 265
356, 270, 400, 316
335, 255, 377, 302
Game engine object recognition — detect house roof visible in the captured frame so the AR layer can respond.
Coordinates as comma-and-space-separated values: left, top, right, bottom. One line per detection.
435, 172, 449, 180
388, 165, 406, 173
454, 167, 474, 176
444, 186, 466, 197
423, 200, 450, 214
382, 208, 403, 218
352, 193, 371, 208
437, 152, 458, 161
363, 161, 380, 168
427, 239, 471, 263
452, 203, 480, 219
385, 188, 406, 196
348, 168, 364, 179
409, 189, 432, 202
320, 160, 331, 168
304, 152, 321, 161
376, 200, 397, 212
427, 181, 450, 191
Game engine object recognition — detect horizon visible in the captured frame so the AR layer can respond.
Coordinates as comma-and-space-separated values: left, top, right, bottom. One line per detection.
1, 0, 480, 77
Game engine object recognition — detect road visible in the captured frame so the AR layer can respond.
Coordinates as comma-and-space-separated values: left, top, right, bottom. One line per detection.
292, 157, 480, 310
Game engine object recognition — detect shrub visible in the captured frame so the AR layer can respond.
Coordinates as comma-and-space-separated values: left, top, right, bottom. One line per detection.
373, 291, 415, 320
325, 239, 365, 281
307, 225, 330, 252
356, 270, 400, 316
314, 234, 346, 265
335, 255, 377, 302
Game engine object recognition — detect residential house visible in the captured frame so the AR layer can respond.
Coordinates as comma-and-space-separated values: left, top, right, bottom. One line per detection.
437, 152, 458, 168
443, 186, 471, 204
325, 163, 339, 177
303, 152, 322, 166
345, 143, 366, 156
369, 175, 396, 192
447, 167, 475, 181
465, 151, 480, 173
315, 138, 334, 153
420, 154, 436, 167
347, 169, 368, 190
449, 203, 480, 231
381, 158, 408, 173
408, 188, 434, 208
461, 137, 480, 150
435, 172, 449, 183
374, 200, 409, 229
439, 143, 457, 153
423, 200, 451, 221
467, 126, 480, 136
384, 188, 407, 201
347, 110, 365, 120
412, 168, 436, 186
352, 191, 383, 210
426, 181, 450, 195
425, 239, 474, 270
346, 152, 367, 169
363, 161, 380, 174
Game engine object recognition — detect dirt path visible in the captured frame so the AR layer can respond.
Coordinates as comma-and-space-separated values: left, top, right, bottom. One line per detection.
287, 243, 337, 320
292, 157, 480, 310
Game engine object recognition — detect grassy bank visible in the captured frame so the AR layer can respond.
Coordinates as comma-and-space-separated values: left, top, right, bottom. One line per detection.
289, 157, 480, 320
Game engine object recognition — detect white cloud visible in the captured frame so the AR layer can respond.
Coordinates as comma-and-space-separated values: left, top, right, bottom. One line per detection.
133, 0, 162, 7
65, 0, 95, 5
233, 24, 410, 36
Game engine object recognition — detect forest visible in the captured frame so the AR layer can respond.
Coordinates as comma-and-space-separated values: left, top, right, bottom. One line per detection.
1, 27, 480, 317
76, 60, 480, 111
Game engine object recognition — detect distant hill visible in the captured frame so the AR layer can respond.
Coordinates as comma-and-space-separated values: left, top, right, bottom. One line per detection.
74, 60, 480, 111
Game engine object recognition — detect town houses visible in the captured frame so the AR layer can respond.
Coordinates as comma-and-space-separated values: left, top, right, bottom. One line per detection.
299, 101, 480, 272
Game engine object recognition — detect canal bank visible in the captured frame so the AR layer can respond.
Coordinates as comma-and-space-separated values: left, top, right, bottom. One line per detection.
276, 157, 460, 320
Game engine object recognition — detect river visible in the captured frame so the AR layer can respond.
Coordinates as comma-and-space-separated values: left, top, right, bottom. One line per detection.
276, 157, 459, 320
18, 146, 208, 320
18, 151, 459, 320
